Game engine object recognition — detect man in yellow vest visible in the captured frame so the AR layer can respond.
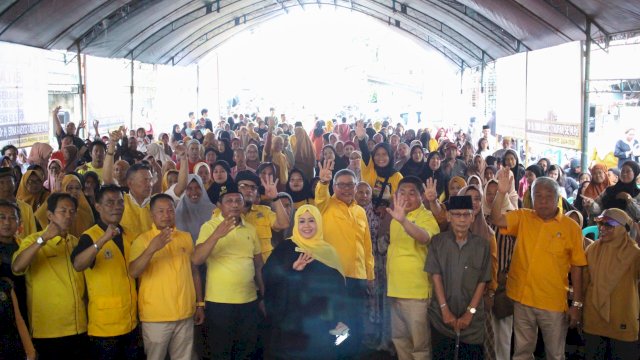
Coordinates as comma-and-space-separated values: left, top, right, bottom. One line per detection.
12, 193, 89, 359
71, 185, 142, 359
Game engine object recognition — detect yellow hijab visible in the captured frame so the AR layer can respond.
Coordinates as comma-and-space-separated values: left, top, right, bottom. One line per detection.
35, 175, 94, 237
290, 205, 344, 277
162, 169, 179, 192
16, 169, 50, 213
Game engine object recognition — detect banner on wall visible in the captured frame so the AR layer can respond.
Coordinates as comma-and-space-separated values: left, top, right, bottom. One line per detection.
525, 41, 583, 150
0, 42, 49, 148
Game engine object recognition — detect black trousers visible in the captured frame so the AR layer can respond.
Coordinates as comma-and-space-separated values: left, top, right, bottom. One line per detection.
583, 332, 639, 360
431, 326, 484, 360
32, 333, 90, 360
206, 300, 259, 360
90, 327, 144, 360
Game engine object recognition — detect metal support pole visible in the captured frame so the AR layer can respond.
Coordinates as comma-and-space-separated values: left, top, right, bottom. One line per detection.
76, 42, 85, 138
196, 64, 200, 113
130, 55, 134, 130
581, 21, 591, 171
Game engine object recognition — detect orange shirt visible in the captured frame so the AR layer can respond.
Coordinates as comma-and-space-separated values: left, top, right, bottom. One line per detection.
501, 209, 587, 312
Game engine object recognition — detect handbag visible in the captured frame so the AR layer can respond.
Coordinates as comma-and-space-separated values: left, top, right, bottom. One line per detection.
492, 267, 514, 319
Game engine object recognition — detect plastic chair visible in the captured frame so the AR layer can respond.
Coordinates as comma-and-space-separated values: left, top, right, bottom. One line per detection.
582, 225, 599, 241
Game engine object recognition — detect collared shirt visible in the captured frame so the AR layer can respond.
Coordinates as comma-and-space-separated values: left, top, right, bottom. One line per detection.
130, 225, 195, 322
77, 162, 104, 182
501, 209, 587, 312
425, 230, 491, 344
12, 231, 87, 338
196, 215, 261, 304
387, 204, 439, 299
244, 205, 277, 262
121, 193, 152, 241
16, 199, 36, 239
315, 182, 374, 280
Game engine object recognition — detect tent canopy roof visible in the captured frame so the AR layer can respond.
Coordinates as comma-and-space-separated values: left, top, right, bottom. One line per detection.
1, 0, 638, 68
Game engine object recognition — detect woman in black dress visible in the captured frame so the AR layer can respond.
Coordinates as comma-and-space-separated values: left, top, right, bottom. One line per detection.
263, 205, 347, 360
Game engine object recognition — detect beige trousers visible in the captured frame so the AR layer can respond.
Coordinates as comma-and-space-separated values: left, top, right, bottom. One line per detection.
390, 297, 431, 360
512, 302, 568, 360
141, 317, 194, 360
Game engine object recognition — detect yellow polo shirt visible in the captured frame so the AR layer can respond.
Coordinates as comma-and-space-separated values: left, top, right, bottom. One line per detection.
315, 182, 374, 280
16, 199, 36, 239
121, 194, 153, 241
387, 204, 440, 299
130, 225, 195, 322
244, 205, 276, 262
197, 215, 261, 304
501, 209, 587, 312
12, 231, 87, 338
77, 162, 104, 182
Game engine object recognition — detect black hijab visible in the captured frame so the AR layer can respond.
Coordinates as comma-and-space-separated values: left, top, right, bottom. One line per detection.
502, 149, 523, 191
602, 160, 640, 210
424, 151, 446, 195
400, 144, 429, 181
206, 160, 236, 204
371, 142, 397, 179
217, 138, 235, 167
285, 168, 314, 203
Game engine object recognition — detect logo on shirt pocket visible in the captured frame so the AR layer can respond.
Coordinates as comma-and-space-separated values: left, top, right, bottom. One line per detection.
104, 249, 113, 260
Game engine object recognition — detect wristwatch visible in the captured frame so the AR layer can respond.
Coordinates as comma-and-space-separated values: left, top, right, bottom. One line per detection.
467, 306, 477, 314
36, 237, 45, 246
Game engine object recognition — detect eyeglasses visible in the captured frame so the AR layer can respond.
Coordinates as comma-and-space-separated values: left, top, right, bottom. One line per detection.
238, 183, 258, 191
597, 222, 619, 229
335, 182, 356, 190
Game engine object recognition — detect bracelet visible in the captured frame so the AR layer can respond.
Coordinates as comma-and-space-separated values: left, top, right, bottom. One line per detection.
440, 303, 447, 308
93, 243, 100, 251
196, 301, 205, 308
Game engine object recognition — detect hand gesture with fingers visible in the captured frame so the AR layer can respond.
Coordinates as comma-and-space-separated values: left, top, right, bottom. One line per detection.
424, 178, 438, 202
52, 106, 62, 117
149, 228, 173, 253
318, 159, 334, 183
211, 217, 236, 241
263, 174, 279, 200
355, 120, 366, 140
78, 120, 87, 130
497, 168, 514, 194
292, 252, 314, 271
386, 193, 407, 223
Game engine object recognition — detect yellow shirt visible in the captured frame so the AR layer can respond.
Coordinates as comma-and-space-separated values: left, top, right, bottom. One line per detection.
387, 205, 440, 299
12, 231, 87, 338
293, 198, 315, 210
502, 209, 587, 312
77, 162, 104, 182
360, 159, 403, 202
244, 205, 276, 262
82, 225, 137, 337
315, 182, 374, 280
196, 215, 261, 304
121, 194, 153, 241
130, 225, 195, 322
17, 199, 36, 239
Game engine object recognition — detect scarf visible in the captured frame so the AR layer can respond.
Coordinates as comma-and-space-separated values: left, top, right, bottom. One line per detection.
162, 170, 179, 192
400, 144, 428, 180
290, 205, 344, 277
586, 222, 640, 322
206, 160, 236, 204
371, 142, 397, 179
458, 184, 495, 242
583, 163, 610, 199
16, 169, 49, 212
444, 176, 467, 201
218, 139, 235, 167
146, 142, 171, 165
602, 161, 640, 211
35, 175, 94, 237
27, 142, 53, 177
285, 168, 314, 203
482, 179, 515, 215
44, 158, 63, 192
293, 126, 316, 181
176, 175, 216, 241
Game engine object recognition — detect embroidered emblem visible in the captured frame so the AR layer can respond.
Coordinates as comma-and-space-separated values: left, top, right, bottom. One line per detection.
620, 324, 627, 330
104, 249, 113, 260
256, 212, 264, 219
0, 292, 7, 301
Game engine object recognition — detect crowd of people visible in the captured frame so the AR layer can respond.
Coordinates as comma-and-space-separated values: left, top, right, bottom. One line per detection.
0, 106, 639, 360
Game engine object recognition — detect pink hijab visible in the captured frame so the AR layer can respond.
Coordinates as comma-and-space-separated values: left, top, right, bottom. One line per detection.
27, 142, 53, 176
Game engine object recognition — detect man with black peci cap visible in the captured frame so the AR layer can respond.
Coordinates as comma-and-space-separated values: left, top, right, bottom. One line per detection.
0, 167, 36, 238
425, 195, 492, 360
